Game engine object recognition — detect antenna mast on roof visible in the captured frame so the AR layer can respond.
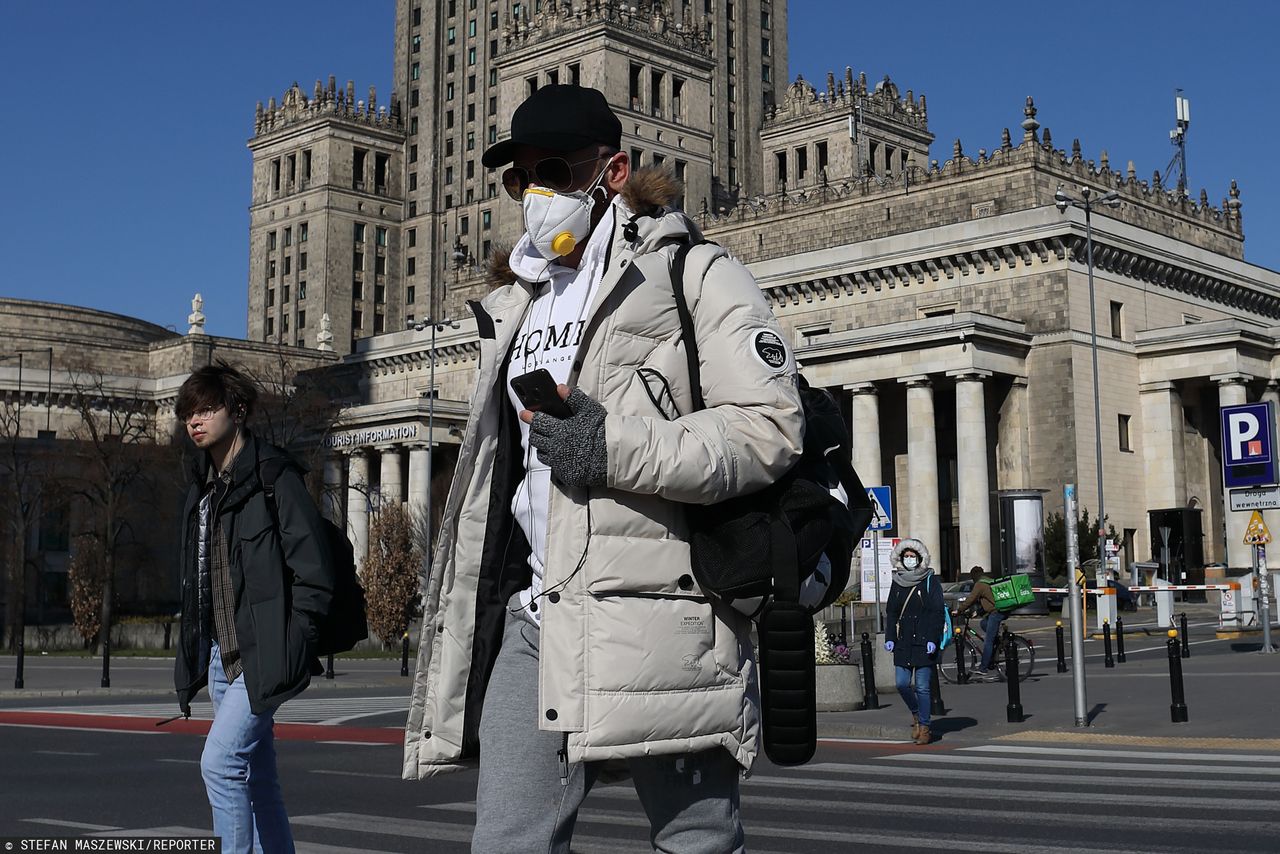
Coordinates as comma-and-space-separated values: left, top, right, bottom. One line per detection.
1160, 89, 1191, 200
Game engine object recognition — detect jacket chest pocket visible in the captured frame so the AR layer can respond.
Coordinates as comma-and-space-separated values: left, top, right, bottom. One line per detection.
236, 518, 283, 604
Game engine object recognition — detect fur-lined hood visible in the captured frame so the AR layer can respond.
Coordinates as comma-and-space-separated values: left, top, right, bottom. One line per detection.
890, 538, 933, 572
485, 166, 684, 290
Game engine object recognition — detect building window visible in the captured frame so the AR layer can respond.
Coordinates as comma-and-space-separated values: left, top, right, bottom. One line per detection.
271, 158, 280, 191
302, 149, 311, 183
408, 228, 417, 247
410, 89, 420, 107
409, 172, 418, 191
412, 34, 421, 52
631, 147, 643, 167
466, 160, 475, 178
298, 281, 306, 300
467, 102, 475, 122
489, 68, 498, 86
569, 63, 581, 86
468, 46, 476, 65
375, 284, 386, 303
354, 251, 364, 270
482, 209, 491, 229
410, 116, 419, 134
445, 193, 453, 207
446, 138, 454, 156
795, 146, 807, 181
1110, 300, 1124, 338
266, 317, 274, 336
489, 96, 497, 116
468, 74, 476, 94
354, 222, 366, 243
268, 231, 277, 250
409, 200, 417, 217
299, 222, 308, 242
267, 288, 275, 307
352, 310, 363, 329
489, 38, 498, 57
447, 26, 456, 44
376, 226, 388, 246
547, 68, 559, 86
409, 144, 418, 163
283, 314, 289, 333
411, 62, 420, 81
353, 147, 367, 189
353, 279, 363, 299
483, 238, 491, 258
468, 19, 476, 37
299, 252, 307, 271
488, 125, 496, 144
407, 257, 416, 276
283, 226, 292, 247
298, 309, 306, 329
283, 255, 291, 275
412, 6, 421, 26
374, 313, 385, 333
268, 259, 276, 278
775, 150, 787, 187
283, 283, 291, 302
1118, 414, 1132, 453
490, 10, 498, 26
761, 9, 770, 27
761, 36, 770, 56
488, 182, 496, 198
407, 285, 416, 303
762, 65, 771, 83
467, 131, 475, 150
447, 110, 454, 128
447, 82, 455, 101
816, 141, 829, 173
375, 255, 386, 275
446, 165, 454, 184
526, 75, 538, 98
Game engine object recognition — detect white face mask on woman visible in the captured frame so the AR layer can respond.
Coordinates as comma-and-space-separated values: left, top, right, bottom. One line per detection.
521, 163, 611, 259
902, 555, 920, 569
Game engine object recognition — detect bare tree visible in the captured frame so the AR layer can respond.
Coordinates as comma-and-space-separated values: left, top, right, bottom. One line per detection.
236, 351, 348, 471
63, 366, 160, 654
363, 503, 421, 648
0, 400, 53, 650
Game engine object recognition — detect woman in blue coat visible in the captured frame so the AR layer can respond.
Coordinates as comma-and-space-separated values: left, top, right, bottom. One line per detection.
884, 538, 945, 744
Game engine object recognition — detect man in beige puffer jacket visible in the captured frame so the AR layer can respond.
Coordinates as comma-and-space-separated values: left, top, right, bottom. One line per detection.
403, 85, 803, 854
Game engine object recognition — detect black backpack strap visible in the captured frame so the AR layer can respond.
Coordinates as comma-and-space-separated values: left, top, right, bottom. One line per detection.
669, 239, 712, 412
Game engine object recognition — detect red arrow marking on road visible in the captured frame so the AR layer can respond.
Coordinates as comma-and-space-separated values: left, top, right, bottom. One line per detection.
0, 711, 404, 744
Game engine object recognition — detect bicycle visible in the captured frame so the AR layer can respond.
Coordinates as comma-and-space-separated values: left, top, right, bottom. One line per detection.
939, 610, 1035, 684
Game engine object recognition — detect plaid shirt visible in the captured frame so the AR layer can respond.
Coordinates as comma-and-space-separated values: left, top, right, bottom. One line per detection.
202, 471, 242, 682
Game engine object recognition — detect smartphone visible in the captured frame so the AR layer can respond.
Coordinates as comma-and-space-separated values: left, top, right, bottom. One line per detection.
510, 368, 573, 419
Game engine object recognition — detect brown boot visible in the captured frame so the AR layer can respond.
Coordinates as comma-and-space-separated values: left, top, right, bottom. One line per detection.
914, 724, 932, 745
910, 713, 920, 740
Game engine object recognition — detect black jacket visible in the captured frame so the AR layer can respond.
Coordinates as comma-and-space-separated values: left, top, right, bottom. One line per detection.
174, 431, 335, 716
884, 574, 945, 668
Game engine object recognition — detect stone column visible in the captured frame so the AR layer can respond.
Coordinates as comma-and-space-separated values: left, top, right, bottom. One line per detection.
379, 445, 403, 508
902, 376, 940, 556
1216, 375, 1251, 570
1140, 382, 1186, 511
1263, 383, 1280, 542
847, 383, 882, 487
346, 450, 371, 573
997, 378, 1031, 491
952, 371, 993, 572
407, 444, 431, 525
321, 455, 344, 524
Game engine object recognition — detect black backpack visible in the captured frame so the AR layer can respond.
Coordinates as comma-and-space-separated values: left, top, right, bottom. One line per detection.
259, 455, 369, 657
669, 239, 874, 766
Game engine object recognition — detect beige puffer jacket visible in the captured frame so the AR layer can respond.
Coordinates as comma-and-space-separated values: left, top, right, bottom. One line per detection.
402, 169, 805, 779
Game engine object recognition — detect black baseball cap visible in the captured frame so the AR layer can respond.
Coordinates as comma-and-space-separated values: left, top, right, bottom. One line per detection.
481, 84, 623, 169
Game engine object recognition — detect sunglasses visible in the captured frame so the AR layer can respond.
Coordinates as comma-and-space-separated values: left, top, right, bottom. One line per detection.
501, 154, 610, 201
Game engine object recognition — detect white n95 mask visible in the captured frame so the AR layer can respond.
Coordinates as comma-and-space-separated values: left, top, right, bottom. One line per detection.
521, 162, 611, 259
522, 187, 596, 259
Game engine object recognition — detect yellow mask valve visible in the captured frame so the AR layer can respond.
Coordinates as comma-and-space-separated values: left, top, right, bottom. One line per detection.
550, 232, 577, 256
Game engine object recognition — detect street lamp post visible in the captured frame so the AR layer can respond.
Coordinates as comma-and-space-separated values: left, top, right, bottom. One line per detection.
1055, 185, 1122, 590
408, 315, 460, 569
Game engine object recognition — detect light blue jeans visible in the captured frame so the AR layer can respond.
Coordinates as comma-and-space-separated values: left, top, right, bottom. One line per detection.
895, 665, 933, 727
201, 641, 294, 854
473, 603, 745, 854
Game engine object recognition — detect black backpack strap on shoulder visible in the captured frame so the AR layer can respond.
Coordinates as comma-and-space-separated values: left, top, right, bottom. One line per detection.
670, 239, 712, 412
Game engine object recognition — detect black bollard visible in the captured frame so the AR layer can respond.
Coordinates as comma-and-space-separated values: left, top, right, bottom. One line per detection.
955, 627, 969, 684
325, 653, 335, 680
1103, 620, 1115, 668
101, 633, 111, 689
1167, 630, 1189, 723
1179, 613, 1191, 658
163, 622, 172, 651
1116, 617, 1127, 664
15, 638, 25, 690
1055, 621, 1067, 673
860, 632, 880, 710
400, 632, 410, 677
930, 665, 945, 716
1005, 632, 1024, 723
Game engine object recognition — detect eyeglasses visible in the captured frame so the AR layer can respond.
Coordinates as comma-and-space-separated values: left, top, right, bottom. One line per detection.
501, 154, 608, 201
185, 405, 225, 423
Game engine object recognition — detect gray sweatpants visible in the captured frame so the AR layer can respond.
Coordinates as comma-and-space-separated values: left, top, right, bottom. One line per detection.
472, 603, 746, 854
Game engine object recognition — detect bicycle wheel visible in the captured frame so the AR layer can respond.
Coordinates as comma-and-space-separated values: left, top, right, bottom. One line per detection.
939, 638, 981, 684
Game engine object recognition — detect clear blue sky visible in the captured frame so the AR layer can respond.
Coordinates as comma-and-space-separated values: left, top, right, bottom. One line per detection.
2, 1, 1277, 338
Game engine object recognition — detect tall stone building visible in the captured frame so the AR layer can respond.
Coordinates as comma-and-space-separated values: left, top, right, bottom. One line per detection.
240, 1, 1280, 591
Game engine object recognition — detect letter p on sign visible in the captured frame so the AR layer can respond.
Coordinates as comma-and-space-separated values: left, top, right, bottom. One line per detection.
1229, 412, 1262, 461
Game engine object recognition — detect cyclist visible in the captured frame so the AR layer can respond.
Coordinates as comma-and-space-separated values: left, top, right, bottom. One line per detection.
958, 565, 1003, 681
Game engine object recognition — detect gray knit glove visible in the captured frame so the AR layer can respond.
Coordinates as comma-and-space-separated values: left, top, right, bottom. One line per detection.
529, 388, 608, 487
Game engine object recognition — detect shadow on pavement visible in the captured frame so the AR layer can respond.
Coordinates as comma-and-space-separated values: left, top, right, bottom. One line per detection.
1086, 702, 1108, 725
932, 716, 977, 736
1231, 642, 1266, 653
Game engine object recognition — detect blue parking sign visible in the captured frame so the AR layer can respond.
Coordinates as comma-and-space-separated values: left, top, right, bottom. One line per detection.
866, 486, 893, 531
1221, 402, 1277, 489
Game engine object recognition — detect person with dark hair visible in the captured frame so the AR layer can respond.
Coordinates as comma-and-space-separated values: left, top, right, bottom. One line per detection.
173, 363, 335, 853
958, 564, 1003, 680
404, 85, 804, 853
884, 538, 945, 745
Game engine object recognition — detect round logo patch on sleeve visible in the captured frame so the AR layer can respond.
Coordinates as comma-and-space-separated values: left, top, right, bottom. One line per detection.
751, 329, 790, 373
